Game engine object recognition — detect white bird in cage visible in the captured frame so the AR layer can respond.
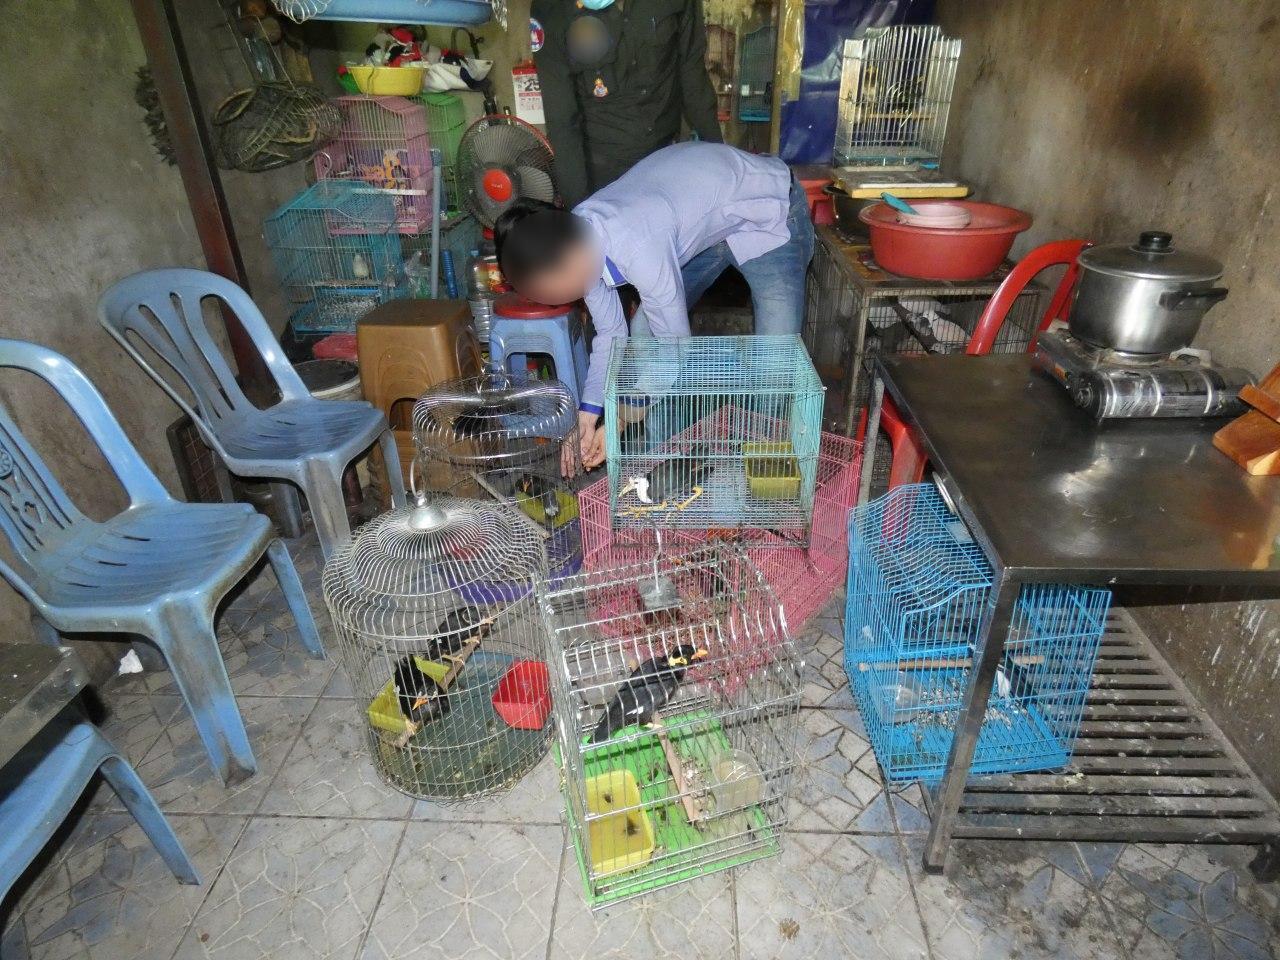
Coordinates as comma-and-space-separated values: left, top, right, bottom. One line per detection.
620, 475, 654, 504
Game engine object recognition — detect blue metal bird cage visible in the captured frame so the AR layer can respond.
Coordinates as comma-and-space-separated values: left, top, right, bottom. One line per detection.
844, 483, 1109, 782
604, 335, 825, 545
264, 180, 405, 335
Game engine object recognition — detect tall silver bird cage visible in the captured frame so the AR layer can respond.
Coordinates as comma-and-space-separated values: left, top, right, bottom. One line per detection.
413, 371, 582, 580
323, 496, 550, 802
540, 540, 803, 907
834, 25, 962, 166
604, 335, 824, 546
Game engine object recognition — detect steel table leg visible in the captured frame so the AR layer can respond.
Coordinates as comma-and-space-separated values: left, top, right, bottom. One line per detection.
842, 302, 873, 437
857, 374, 884, 507
922, 572, 1020, 873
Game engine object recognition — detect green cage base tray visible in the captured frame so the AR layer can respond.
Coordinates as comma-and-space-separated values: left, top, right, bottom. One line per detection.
372, 651, 549, 801
562, 710, 779, 907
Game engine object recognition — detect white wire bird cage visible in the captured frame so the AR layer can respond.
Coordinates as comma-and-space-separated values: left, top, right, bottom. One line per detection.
834, 25, 961, 166
413, 370, 582, 579
264, 180, 404, 334
540, 540, 803, 907
604, 335, 824, 545
323, 496, 550, 801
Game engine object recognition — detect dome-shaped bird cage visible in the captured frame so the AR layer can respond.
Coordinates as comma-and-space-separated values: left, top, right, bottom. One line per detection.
413, 371, 582, 582
323, 496, 549, 801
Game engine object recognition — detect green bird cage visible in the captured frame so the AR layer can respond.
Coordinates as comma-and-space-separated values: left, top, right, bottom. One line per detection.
413, 92, 468, 212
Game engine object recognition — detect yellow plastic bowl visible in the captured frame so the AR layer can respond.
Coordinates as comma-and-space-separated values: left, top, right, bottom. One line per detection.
585, 770, 655, 877
743, 441, 801, 500
348, 65, 425, 96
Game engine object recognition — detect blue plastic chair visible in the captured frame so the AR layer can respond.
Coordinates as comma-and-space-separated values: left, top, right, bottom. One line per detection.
98, 268, 406, 559
0, 339, 323, 785
1, 708, 199, 903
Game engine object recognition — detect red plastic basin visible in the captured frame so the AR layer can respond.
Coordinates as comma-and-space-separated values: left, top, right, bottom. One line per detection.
491, 660, 551, 730
858, 201, 1033, 281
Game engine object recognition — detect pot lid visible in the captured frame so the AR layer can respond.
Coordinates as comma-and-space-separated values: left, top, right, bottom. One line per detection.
1078, 231, 1223, 282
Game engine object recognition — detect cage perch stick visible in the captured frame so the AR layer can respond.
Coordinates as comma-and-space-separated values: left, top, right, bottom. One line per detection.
651, 718, 704, 826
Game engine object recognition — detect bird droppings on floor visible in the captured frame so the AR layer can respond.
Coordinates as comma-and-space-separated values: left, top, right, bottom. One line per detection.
1, 531, 1277, 960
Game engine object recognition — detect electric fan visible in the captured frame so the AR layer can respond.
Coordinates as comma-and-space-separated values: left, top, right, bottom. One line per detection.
457, 115, 557, 232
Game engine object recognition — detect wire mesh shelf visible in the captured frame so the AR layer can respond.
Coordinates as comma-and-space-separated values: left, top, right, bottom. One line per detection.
581, 431, 861, 631
540, 541, 802, 907
314, 95, 435, 234
844, 483, 1110, 782
835, 25, 961, 165
411, 92, 467, 212
264, 180, 404, 334
323, 497, 551, 801
604, 336, 824, 543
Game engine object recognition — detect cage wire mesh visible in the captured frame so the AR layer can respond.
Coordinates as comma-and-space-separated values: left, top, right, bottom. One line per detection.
604, 335, 824, 545
324, 496, 551, 801
835, 25, 961, 165
314, 95, 435, 234
736, 22, 775, 122
581, 430, 861, 631
540, 541, 803, 907
802, 238, 1045, 431
400, 213, 482, 299
264, 180, 404, 334
844, 483, 1110, 782
212, 80, 341, 173
410, 93, 468, 212
413, 371, 582, 575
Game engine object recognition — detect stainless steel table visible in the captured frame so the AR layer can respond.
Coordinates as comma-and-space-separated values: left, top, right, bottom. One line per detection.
862, 354, 1280, 874
0, 644, 89, 771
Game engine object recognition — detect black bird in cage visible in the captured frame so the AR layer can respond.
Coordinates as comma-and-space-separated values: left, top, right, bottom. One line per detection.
393, 656, 451, 724
423, 606, 493, 661
589, 644, 709, 743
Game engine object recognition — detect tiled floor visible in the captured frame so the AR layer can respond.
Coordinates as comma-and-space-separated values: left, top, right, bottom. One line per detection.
2, 534, 1278, 960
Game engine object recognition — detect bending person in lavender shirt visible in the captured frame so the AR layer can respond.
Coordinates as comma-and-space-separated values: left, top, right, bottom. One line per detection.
493, 141, 815, 471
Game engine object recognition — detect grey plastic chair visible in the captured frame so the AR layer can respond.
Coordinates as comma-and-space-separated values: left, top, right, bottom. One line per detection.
0, 339, 323, 785
98, 268, 406, 558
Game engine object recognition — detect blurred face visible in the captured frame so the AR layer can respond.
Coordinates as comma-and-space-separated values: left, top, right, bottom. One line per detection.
515, 239, 598, 307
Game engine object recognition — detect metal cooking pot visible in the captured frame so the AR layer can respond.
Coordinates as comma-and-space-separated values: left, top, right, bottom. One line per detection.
823, 185, 874, 237
1069, 231, 1228, 355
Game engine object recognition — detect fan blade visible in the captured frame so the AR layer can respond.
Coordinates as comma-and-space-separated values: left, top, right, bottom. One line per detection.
469, 179, 511, 225
468, 124, 532, 169
514, 166, 557, 203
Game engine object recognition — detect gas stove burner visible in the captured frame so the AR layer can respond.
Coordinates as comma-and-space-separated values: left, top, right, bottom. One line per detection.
1035, 329, 1255, 421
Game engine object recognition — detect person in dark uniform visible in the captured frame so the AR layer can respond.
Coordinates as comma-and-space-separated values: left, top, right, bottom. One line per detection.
530, 0, 724, 208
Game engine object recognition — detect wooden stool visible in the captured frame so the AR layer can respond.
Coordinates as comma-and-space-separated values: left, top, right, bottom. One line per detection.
357, 299, 477, 505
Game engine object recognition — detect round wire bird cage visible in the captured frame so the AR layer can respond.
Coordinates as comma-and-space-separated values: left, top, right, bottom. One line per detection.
413, 371, 582, 578
323, 496, 550, 801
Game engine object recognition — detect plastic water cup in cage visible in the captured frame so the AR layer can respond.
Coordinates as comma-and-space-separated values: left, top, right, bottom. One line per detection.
873, 673, 927, 725
638, 574, 679, 613
707, 748, 764, 815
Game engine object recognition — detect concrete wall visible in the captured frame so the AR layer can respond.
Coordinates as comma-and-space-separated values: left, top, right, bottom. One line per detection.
935, 0, 1280, 794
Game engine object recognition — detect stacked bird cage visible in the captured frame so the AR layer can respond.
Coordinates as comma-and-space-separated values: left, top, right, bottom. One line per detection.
834, 25, 962, 166
412, 92, 467, 213
413, 371, 581, 580
604, 335, 824, 545
264, 180, 403, 334
844, 483, 1110, 781
314, 95, 434, 234
541, 540, 803, 907
324, 496, 550, 800
580, 430, 861, 631
736, 22, 776, 123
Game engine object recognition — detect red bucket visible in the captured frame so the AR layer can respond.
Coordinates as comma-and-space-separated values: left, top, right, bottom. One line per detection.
859, 201, 1032, 281
491, 660, 552, 730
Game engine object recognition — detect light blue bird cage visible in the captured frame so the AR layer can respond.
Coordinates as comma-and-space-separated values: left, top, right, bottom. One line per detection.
844, 483, 1109, 782
264, 180, 405, 335
737, 23, 776, 123
604, 335, 824, 545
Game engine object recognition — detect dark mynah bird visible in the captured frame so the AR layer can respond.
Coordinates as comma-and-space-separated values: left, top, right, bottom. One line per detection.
393, 607, 495, 725
422, 606, 493, 661
589, 644, 709, 743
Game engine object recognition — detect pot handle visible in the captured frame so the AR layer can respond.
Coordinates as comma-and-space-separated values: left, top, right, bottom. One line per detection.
1159, 287, 1229, 310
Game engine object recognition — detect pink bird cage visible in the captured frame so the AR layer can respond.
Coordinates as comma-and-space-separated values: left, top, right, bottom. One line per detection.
314, 95, 434, 234
579, 430, 861, 632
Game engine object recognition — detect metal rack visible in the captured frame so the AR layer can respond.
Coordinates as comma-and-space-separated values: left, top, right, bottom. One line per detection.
803, 226, 1043, 437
